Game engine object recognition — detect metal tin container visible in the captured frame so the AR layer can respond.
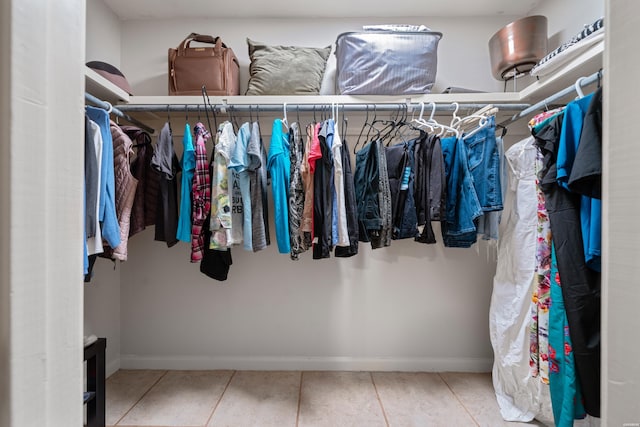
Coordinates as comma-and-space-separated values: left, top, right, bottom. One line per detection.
488, 15, 548, 80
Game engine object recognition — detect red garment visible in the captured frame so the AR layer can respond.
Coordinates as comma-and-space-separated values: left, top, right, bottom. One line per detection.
308, 122, 323, 174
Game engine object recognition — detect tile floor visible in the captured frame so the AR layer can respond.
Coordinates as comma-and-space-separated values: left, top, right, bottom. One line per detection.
106, 370, 552, 427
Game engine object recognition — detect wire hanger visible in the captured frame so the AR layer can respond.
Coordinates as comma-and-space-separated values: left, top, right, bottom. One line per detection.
201, 86, 215, 137
185, 104, 189, 123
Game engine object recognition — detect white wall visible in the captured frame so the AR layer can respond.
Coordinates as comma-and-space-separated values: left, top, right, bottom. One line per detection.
602, 0, 640, 423
1, 0, 85, 425
84, 0, 124, 376
84, 261, 122, 376
528, 0, 604, 51
120, 15, 520, 96
86, 0, 122, 67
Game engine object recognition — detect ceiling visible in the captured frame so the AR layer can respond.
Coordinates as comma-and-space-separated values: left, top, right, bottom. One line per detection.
103, 0, 543, 20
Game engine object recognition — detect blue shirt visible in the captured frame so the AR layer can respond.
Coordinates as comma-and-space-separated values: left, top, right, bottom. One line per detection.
558, 94, 601, 271
229, 123, 253, 251
85, 106, 121, 249
267, 119, 291, 254
176, 123, 195, 242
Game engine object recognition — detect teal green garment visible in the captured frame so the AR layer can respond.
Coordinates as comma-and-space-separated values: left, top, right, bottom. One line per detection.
267, 119, 291, 254
176, 123, 196, 242
549, 243, 586, 427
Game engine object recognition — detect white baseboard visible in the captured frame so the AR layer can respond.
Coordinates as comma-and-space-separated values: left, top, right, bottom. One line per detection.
106, 357, 121, 378
119, 354, 493, 372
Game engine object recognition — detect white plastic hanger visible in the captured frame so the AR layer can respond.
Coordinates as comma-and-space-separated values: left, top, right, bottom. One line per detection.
411, 101, 435, 132
282, 102, 289, 127
574, 76, 586, 99
449, 102, 461, 128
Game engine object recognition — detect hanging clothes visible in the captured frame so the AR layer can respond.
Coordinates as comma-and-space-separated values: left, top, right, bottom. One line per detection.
248, 121, 268, 252
268, 119, 291, 254
85, 118, 104, 279
556, 93, 601, 272
288, 122, 307, 260
200, 213, 233, 281
334, 135, 359, 257
331, 120, 349, 247
85, 106, 121, 249
190, 122, 210, 261
568, 87, 602, 199
534, 113, 601, 418
313, 120, 335, 259
300, 123, 316, 247
152, 122, 180, 248
229, 122, 253, 251
385, 141, 411, 239
549, 243, 587, 427
414, 132, 445, 242
123, 125, 159, 237
490, 136, 545, 422
440, 135, 481, 248
529, 149, 551, 384
476, 136, 506, 241
354, 139, 381, 245
257, 121, 271, 248
103, 121, 139, 261
176, 122, 195, 243
84, 116, 99, 241
376, 139, 392, 249
210, 121, 235, 250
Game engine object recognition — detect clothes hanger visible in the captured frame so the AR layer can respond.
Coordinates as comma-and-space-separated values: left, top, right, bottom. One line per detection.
282, 102, 289, 129
201, 86, 217, 139
412, 101, 436, 133
341, 115, 348, 140
355, 105, 370, 152
574, 76, 586, 98
449, 102, 461, 128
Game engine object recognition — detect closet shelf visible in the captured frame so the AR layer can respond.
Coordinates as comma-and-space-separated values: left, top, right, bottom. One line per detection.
519, 39, 604, 103
124, 93, 522, 107
114, 40, 603, 124
85, 66, 130, 103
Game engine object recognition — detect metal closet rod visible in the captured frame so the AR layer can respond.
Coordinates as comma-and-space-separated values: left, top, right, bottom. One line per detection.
85, 93, 156, 134
116, 102, 531, 114
500, 69, 603, 127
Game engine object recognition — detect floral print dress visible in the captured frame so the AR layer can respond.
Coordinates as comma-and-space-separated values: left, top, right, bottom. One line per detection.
529, 149, 551, 384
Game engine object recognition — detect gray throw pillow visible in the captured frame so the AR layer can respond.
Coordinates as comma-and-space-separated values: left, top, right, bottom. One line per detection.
246, 39, 331, 95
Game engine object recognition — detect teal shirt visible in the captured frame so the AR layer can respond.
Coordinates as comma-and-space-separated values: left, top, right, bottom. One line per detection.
176, 123, 195, 242
267, 119, 291, 254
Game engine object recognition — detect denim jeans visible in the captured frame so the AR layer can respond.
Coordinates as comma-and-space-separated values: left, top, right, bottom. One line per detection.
476, 137, 506, 240
440, 136, 482, 247
463, 116, 503, 212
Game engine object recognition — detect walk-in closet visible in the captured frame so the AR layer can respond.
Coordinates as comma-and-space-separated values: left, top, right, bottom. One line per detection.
1, 0, 639, 426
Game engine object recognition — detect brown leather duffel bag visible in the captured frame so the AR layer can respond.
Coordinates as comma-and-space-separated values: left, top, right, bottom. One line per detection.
168, 33, 240, 96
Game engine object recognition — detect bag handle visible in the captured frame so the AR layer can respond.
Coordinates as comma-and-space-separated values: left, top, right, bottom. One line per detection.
178, 33, 226, 54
